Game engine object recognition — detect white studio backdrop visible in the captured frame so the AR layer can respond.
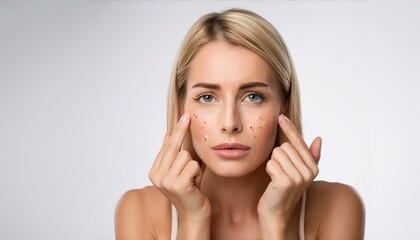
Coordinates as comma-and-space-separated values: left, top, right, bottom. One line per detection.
1, 1, 419, 239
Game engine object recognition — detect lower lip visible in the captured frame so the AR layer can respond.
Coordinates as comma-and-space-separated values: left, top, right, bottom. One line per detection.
214, 149, 250, 159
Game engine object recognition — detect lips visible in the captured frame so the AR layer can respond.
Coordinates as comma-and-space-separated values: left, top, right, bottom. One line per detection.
212, 143, 250, 159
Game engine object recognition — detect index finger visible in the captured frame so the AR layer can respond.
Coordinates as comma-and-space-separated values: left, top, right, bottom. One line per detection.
278, 114, 313, 163
159, 113, 191, 168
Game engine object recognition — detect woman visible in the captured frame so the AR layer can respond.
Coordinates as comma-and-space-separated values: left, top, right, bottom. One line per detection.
115, 8, 365, 239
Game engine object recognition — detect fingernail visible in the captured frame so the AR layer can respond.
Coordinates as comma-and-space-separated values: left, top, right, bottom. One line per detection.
279, 114, 288, 124
180, 113, 189, 123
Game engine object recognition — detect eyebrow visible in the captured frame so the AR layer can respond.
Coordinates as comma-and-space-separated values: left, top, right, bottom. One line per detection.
239, 82, 269, 90
192, 82, 221, 90
191, 82, 269, 90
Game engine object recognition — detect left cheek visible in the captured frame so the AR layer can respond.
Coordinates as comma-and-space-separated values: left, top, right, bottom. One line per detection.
247, 114, 278, 143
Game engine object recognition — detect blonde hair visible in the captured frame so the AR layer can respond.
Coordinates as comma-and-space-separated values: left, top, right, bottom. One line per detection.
167, 8, 302, 159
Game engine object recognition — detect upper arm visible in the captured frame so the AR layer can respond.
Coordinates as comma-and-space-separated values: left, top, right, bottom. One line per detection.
317, 183, 365, 240
114, 189, 155, 240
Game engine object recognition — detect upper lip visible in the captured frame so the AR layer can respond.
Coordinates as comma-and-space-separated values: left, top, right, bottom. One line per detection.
212, 143, 251, 150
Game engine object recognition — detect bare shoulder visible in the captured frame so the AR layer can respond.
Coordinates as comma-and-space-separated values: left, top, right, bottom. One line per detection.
306, 181, 365, 240
308, 181, 364, 204
114, 186, 171, 239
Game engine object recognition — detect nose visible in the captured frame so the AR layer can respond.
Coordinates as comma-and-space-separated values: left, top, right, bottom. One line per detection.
219, 102, 243, 134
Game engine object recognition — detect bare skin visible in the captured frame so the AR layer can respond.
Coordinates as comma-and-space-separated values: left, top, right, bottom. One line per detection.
115, 41, 365, 239
115, 181, 364, 239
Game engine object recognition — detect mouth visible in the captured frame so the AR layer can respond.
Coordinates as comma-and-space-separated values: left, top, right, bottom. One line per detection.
212, 143, 250, 159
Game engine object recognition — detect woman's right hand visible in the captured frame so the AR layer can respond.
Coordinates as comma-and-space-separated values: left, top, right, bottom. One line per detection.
148, 113, 211, 223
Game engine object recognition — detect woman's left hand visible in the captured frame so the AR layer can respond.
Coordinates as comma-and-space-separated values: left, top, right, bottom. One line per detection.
258, 115, 322, 234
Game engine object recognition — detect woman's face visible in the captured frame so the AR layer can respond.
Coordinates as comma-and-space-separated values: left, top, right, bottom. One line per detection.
183, 41, 284, 177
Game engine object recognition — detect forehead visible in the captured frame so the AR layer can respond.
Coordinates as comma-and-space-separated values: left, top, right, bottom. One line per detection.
187, 41, 278, 88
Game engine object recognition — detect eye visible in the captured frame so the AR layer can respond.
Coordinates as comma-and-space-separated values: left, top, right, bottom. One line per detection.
244, 93, 264, 103
193, 93, 217, 103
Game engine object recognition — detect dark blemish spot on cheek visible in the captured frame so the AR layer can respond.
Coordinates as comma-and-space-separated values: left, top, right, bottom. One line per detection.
200, 120, 206, 129
259, 116, 271, 132
204, 135, 208, 141
249, 125, 257, 141
193, 114, 206, 129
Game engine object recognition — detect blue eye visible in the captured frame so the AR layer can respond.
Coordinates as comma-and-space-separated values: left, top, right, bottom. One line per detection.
245, 93, 264, 102
194, 93, 216, 103
200, 95, 213, 102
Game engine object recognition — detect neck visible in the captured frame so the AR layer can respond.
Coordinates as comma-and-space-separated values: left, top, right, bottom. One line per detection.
200, 163, 271, 219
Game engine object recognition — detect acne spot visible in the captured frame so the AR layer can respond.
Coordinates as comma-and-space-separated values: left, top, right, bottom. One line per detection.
192, 114, 207, 128
204, 135, 208, 141
200, 120, 206, 129
259, 116, 266, 125
249, 125, 257, 146
249, 125, 255, 136
259, 116, 270, 132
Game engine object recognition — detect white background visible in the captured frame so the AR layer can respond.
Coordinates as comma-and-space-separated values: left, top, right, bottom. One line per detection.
1, 0, 419, 239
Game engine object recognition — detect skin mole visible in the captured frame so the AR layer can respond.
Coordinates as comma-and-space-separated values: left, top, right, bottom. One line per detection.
249, 125, 257, 142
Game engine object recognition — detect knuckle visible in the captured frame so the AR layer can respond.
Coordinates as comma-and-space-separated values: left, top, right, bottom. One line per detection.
265, 160, 276, 175
152, 178, 162, 188
272, 147, 284, 158
148, 172, 159, 185
312, 165, 320, 177
161, 177, 172, 189
294, 174, 304, 184
301, 169, 313, 181
179, 150, 191, 160
266, 159, 275, 169
187, 160, 200, 170
165, 141, 176, 152
297, 138, 306, 147
280, 142, 295, 153
286, 122, 296, 132
281, 142, 292, 149
174, 121, 186, 134
148, 172, 154, 182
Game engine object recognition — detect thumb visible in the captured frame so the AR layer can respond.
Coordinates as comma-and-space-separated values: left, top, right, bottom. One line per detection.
309, 137, 322, 165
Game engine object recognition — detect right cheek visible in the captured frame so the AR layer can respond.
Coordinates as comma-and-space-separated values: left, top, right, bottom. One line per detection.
190, 119, 206, 143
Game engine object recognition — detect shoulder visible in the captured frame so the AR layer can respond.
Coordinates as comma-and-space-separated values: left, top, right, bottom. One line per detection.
114, 186, 171, 239
309, 181, 364, 203
307, 181, 365, 240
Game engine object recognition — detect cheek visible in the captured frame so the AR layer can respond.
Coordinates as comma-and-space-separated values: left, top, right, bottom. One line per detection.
190, 113, 211, 143
258, 115, 277, 133
247, 114, 278, 143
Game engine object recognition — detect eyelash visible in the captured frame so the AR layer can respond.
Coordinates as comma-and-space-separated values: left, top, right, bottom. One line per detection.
192, 92, 266, 103
192, 92, 217, 103
244, 92, 265, 103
